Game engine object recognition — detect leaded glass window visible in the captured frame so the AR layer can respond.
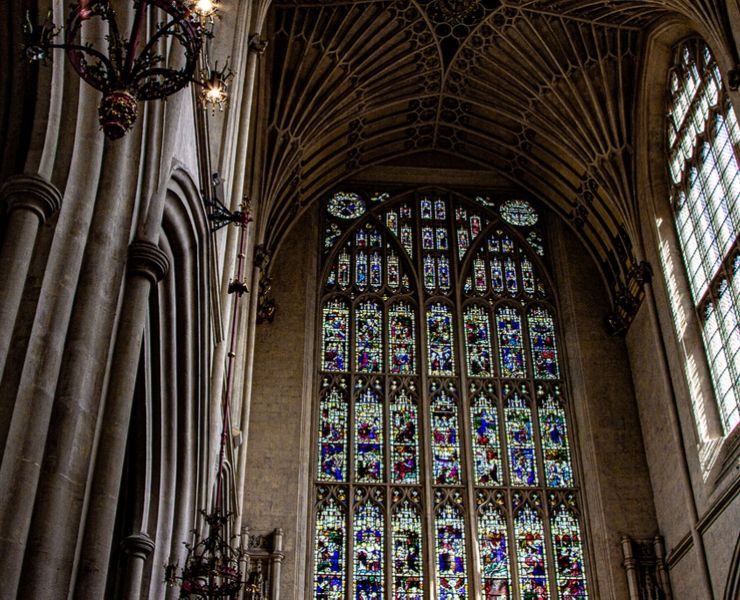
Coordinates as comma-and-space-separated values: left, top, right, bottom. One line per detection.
313, 190, 590, 599
665, 39, 740, 433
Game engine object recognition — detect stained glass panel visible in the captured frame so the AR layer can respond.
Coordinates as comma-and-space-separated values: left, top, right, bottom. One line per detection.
424, 255, 436, 291
338, 247, 351, 290
491, 258, 504, 294
423, 227, 435, 250
522, 257, 536, 297
437, 228, 449, 250
539, 387, 574, 488
427, 304, 455, 376
528, 307, 560, 379
387, 251, 401, 290
551, 504, 588, 598
474, 257, 487, 293
435, 503, 468, 599
391, 388, 420, 484
504, 258, 518, 296
471, 391, 503, 486
356, 251, 368, 290
325, 222, 341, 250
370, 252, 382, 290
314, 498, 346, 599
356, 301, 382, 373
458, 226, 471, 258
328, 191, 366, 220
464, 305, 493, 377
389, 303, 416, 374
353, 497, 384, 599
435, 198, 447, 220
478, 498, 511, 598
514, 502, 549, 599
421, 198, 433, 219
401, 225, 414, 258
438, 256, 452, 292
500, 199, 538, 226
392, 498, 424, 599
317, 387, 347, 481
505, 389, 537, 487
431, 390, 461, 485
322, 300, 349, 372
387, 210, 399, 234
355, 388, 384, 482
496, 306, 526, 378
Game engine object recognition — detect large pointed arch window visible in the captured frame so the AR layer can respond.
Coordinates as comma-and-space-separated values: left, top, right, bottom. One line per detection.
313, 189, 590, 599
665, 39, 740, 433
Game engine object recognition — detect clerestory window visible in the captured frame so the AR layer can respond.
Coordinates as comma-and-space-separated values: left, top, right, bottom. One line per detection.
664, 39, 740, 434
311, 189, 590, 599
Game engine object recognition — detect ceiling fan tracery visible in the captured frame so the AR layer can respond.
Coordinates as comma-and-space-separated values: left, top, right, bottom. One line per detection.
262, 0, 728, 330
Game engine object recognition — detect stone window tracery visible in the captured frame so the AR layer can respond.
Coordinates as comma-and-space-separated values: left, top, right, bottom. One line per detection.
313, 189, 589, 599
664, 39, 740, 434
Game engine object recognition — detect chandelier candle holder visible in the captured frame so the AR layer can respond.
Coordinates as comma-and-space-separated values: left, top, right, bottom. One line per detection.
23, 0, 233, 139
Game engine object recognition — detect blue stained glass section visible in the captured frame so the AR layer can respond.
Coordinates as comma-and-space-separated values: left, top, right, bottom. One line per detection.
435, 503, 468, 599
496, 306, 526, 378
427, 304, 455, 376
421, 199, 433, 219
314, 498, 346, 599
505, 390, 537, 487
353, 500, 384, 599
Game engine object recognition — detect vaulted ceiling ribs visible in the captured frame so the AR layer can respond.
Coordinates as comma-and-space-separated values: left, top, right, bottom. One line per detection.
260, 0, 730, 329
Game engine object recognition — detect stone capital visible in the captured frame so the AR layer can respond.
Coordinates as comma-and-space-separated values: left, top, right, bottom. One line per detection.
122, 532, 155, 560
0, 174, 62, 224
127, 240, 170, 285
248, 34, 268, 55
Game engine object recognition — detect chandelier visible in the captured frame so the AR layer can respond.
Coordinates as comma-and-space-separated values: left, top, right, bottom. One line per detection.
23, 0, 234, 139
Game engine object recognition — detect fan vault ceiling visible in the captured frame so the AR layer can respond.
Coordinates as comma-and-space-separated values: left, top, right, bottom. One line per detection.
258, 0, 732, 329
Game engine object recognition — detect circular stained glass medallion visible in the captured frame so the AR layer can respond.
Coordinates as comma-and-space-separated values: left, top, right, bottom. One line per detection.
500, 199, 538, 226
328, 192, 366, 220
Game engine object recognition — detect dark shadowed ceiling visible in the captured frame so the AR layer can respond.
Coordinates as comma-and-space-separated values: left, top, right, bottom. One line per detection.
258, 0, 732, 328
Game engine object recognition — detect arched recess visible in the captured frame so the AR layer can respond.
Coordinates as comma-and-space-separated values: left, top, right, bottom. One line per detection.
107, 168, 213, 599
632, 15, 740, 600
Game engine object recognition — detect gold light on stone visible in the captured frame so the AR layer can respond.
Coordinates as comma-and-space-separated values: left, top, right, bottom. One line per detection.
200, 61, 234, 112
190, 0, 219, 18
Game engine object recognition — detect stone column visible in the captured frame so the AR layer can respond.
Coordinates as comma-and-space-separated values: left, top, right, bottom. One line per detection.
270, 528, 285, 600
0, 174, 62, 381
121, 532, 156, 600
74, 240, 169, 599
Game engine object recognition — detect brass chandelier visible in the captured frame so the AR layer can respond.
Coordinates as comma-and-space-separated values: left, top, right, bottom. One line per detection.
23, 0, 234, 139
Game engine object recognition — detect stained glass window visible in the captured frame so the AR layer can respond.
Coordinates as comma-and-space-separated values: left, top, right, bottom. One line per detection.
322, 300, 349, 372
477, 492, 511, 598
514, 498, 550, 599
355, 387, 383, 482
528, 306, 560, 380
314, 493, 346, 599
355, 301, 382, 373
392, 492, 424, 598
435, 498, 468, 599
315, 189, 588, 599
317, 386, 348, 481
505, 386, 538, 487
496, 306, 526, 378
500, 199, 538, 227
470, 386, 503, 486
550, 500, 588, 598
353, 490, 384, 598
391, 387, 420, 484
464, 305, 493, 377
427, 303, 455, 376
388, 303, 416, 374
664, 39, 740, 433
328, 191, 367, 219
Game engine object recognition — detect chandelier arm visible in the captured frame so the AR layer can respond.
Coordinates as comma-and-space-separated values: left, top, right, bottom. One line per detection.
63, 44, 118, 91
129, 15, 200, 83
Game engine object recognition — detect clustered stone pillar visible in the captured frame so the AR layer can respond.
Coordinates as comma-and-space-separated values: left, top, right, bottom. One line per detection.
0, 174, 62, 380
74, 239, 169, 599
122, 532, 156, 600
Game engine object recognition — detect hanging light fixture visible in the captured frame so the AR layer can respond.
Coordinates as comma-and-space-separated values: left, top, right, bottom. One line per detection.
22, 0, 235, 139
